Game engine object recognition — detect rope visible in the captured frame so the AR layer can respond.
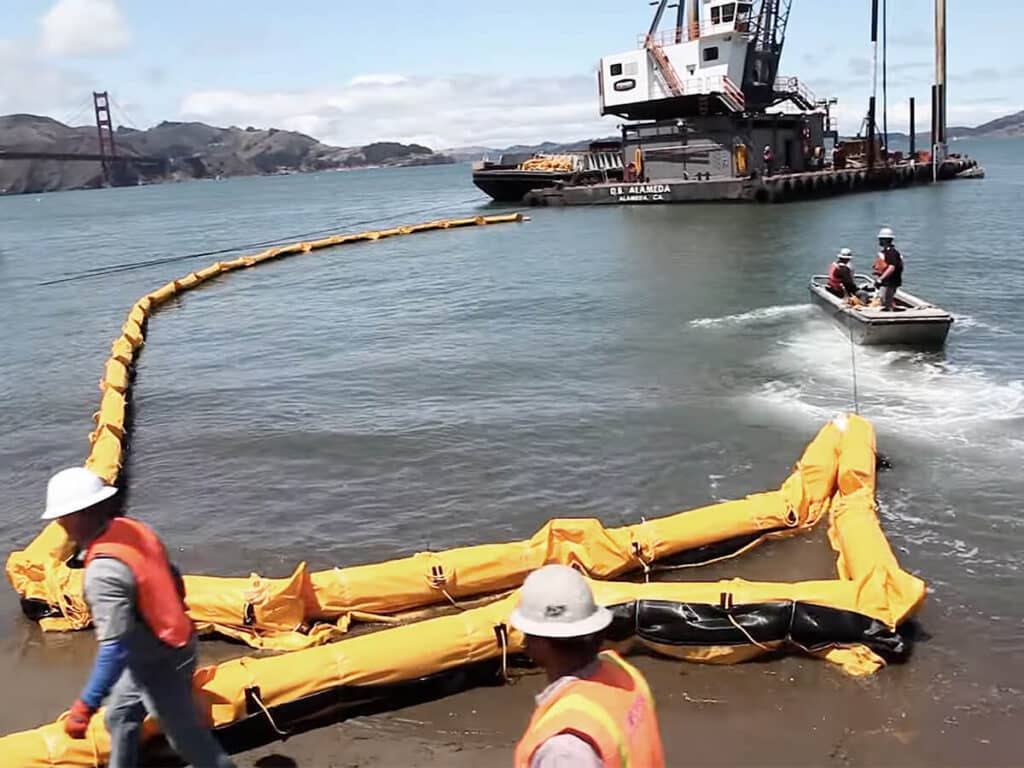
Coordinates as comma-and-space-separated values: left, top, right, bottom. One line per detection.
830, 300, 861, 415
848, 314, 861, 416
496, 624, 511, 683
631, 534, 652, 583
725, 612, 774, 652
248, 688, 290, 737
440, 586, 463, 610
38, 195, 488, 287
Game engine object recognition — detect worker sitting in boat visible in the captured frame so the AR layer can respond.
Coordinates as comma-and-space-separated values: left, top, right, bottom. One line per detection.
872, 226, 904, 311
827, 248, 862, 301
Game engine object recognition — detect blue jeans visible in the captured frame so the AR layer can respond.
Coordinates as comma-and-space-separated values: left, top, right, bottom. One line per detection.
106, 639, 235, 768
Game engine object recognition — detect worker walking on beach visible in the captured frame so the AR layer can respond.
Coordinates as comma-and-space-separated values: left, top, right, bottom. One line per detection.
873, 226, 904, 311
510, 564, 665, 768
44, 467, 235, 768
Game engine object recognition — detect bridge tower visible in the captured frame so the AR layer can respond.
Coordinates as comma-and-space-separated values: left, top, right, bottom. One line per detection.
92, 91, 117, 184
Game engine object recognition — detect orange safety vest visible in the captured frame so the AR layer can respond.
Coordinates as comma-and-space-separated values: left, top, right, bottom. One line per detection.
827, 262, 844, 293
85, 517, 193, 648
514, 650, 665, 768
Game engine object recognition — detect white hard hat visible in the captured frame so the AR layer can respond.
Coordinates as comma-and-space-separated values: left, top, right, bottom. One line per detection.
878, 226, 895, 240
837, 247, 853, 261
42, 467, 117, 520
509, 565, 613, 639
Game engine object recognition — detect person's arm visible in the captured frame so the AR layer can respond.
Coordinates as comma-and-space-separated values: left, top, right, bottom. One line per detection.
529, 733, 605, 768
65, 560, 136, 739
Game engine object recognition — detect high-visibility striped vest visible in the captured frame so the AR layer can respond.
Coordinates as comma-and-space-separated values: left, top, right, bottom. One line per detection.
514, 650, 665, 768
86, 517, 193, 648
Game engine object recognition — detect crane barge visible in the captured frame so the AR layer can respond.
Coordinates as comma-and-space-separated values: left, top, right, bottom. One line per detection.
508, 0, 976, 206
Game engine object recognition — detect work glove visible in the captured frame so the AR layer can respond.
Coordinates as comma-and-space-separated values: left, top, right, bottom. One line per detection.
872, 280, 881, 289
64, 699, 94, 739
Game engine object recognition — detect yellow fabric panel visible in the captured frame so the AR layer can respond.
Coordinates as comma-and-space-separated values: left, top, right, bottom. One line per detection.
641, 641, 773, 665
195, 263, 225, 281
173, 272, 201, 290
253, 248, 282, 263
132, 297, 153, 316
4, 522, 76, 608
121, 320, 144, 347
827, 491, 926, 628
146, 281, 178, 305
814, 645, 886, 677
275, 243, 305, 256
836, 415, 876, 497
85, 426, 122, 484
127, 305, 147, 327
92, 388, 127, 439
184, 562, 311, 635
218, 256, 250, 270
305, 236, 336, 250
109, 336, 135, 365
99, 358, 129, 393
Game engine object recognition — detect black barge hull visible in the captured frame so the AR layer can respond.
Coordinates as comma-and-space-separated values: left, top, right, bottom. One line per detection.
472, 169, 575, 202
524, 159, 978, 206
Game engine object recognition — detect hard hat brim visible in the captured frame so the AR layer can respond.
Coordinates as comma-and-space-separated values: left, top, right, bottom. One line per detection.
509, 604, 614, 639
41, 484, 117, 521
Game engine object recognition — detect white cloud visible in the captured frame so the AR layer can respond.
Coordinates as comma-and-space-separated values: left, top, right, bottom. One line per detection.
41, 0, 132, 57
0, 38, 94, 118
179, 74, 615, 149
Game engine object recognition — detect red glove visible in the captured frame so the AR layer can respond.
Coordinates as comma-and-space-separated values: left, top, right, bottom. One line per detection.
64, 699, 94, 739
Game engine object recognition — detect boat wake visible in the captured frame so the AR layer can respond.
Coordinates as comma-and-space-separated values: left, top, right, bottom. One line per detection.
688, 304, 811, 328
951, 314, 1012, 336
749, 325, 1024, 452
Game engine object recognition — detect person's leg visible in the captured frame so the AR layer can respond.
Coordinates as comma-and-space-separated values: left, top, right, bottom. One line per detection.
882, 285, 897, 310
136, 643, 235, 768
105, 668, 147, 768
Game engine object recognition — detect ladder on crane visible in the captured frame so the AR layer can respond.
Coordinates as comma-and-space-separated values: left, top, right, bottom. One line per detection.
644, 35, 684, 98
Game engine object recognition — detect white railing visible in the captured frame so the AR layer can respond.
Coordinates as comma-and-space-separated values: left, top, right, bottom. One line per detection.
636, 20, 754, 49
775, 76, 817, 106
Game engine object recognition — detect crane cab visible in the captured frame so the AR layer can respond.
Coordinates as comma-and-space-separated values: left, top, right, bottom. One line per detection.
599, 0, 754, 120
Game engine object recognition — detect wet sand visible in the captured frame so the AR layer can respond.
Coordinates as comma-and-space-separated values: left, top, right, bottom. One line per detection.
2, 532, 1018, 767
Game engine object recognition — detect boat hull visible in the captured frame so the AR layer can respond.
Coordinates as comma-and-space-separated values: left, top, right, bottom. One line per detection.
808, 279, 953, 348
472, 168, 575, 202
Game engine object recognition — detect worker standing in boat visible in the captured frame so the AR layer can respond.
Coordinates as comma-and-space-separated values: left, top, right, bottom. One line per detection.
43, 467, 235, 768
873, 226, 904, 311
827, 248, 862, 301
511, 564, 665, 768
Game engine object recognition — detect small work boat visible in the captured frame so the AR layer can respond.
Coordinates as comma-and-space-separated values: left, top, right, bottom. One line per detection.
956, 165, 985, 179
809, 274, 953, 347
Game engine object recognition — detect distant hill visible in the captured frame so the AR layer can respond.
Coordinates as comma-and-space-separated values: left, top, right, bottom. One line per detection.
951, 109, 1024, 138
451, 110, 1024, 162
845, 109, 1024, 144
0, 114, 454, 195
445, 136, 619, 162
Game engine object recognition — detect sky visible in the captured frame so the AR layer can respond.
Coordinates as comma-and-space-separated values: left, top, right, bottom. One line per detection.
2, 0, 1021, 149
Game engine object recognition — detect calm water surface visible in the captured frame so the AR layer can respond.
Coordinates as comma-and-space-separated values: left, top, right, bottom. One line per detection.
1, 144, 1021, 747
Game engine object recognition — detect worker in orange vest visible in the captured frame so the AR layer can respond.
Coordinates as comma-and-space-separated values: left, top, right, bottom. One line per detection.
510, 565, 665, 768
43, 467, 235, 768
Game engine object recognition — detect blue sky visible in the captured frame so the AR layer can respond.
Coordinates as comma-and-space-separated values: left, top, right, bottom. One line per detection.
2, 0, 1020, 148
